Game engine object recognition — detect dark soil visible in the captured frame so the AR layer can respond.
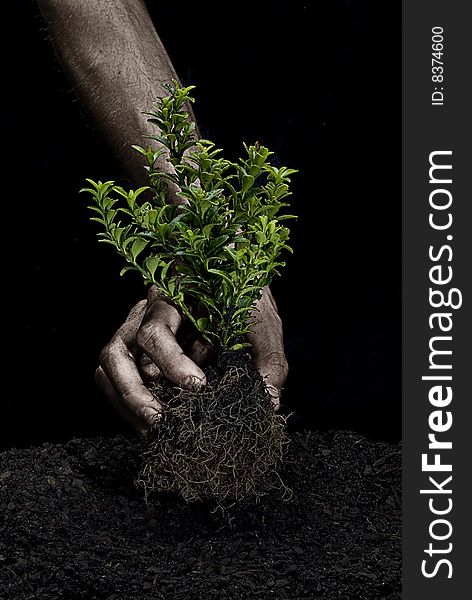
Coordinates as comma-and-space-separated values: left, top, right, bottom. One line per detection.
0, 430, 401, 600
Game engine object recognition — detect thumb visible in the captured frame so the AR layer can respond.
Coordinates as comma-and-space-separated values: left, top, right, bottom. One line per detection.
136, 295, 206, 389
246, 288, 288, 409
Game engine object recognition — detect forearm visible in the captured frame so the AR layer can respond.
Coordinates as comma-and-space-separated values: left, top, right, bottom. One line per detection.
37, 0, 195, 185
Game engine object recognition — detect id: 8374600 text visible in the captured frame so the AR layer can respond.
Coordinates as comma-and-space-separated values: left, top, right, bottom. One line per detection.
431, 26, 445, 107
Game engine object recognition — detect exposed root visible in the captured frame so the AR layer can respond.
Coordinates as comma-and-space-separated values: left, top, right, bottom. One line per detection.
136, 351, 291, 508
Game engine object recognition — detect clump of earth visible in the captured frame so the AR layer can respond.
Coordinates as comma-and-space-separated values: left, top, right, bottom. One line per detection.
0, 427, 401, 599
138, 350, 290, 507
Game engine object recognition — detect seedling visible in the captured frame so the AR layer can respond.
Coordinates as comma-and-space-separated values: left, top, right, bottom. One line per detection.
82, 82, 297, 506
83, 82, 296, 350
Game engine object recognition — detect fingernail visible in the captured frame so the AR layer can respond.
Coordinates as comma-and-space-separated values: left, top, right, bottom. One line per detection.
266, 384, 281, 410
183, 374, 206, 390
141, 406, 162, 427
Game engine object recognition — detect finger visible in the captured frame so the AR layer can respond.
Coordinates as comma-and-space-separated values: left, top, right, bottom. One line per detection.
115, 299, 147, 354
137, 297, 206, 388
246, 287, 289, 410
140, 353, 162, 380
99, 333, 162, 429
123, 298, 148, 325
95, 366, 150, 435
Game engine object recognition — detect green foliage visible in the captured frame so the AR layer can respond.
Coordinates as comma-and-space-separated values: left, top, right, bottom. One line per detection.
82, 82, 297, 349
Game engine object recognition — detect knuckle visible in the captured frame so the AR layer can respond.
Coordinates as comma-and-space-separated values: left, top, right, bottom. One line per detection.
262, 350, 289, 377
136, 322, 160, 352
98, 342, 114, 368
121, 387, 137, 408
276, 352, 289, 378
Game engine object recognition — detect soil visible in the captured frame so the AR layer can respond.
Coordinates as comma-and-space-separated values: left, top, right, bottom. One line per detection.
0, 429, 401, 600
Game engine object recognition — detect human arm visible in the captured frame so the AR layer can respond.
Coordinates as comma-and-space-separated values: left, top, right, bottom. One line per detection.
96, 286, 288, 434
37, 0, 288, 433
36, 0, 197, 188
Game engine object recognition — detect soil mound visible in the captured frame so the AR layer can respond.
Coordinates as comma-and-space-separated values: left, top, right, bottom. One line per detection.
0, 430, 401, 599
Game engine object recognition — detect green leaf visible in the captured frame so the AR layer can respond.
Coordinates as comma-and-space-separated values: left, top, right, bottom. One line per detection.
207, 268, 233, 285
196, 317, 209, 331
120, 265, 137, 276
130, 237, 148, 261
84, 82, 297, 350
160, 259, 173, 283
230, 342, 252, 351
242, 173, 255, 194
144, 255, 163, 279
232, 306, 254, 319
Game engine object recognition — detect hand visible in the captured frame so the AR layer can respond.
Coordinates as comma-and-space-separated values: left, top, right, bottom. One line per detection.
246, 286, 289, 411
95, 286, 288, 434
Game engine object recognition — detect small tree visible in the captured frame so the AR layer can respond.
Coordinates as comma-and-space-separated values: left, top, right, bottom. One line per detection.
82, 82, 296, 350
82, 82, 297, 506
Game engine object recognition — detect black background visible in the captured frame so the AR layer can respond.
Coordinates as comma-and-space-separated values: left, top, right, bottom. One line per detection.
2, 0, 400, 448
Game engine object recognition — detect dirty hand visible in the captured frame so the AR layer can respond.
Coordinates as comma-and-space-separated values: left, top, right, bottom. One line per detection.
95, 286, 288, 434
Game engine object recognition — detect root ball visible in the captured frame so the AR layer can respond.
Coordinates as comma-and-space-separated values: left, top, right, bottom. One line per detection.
136, 351, 291, 506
